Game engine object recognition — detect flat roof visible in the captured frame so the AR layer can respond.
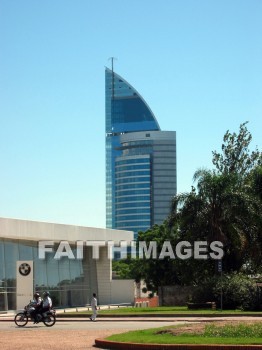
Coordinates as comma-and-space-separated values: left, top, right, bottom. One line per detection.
0, 217, 134, 244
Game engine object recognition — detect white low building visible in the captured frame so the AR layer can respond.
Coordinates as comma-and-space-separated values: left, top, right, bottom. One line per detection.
0, 217, 133, 311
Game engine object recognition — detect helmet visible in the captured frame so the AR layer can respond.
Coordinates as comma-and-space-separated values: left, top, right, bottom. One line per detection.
43, 291, 50, 297
34, 292, 40, 298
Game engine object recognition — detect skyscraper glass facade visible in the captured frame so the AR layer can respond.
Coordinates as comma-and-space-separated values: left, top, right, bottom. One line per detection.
115, 155, 151, 233
105, 68, 176, 235
105, 68, 160, 229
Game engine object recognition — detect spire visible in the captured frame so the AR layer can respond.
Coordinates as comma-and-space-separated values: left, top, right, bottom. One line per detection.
108, 57, 117, 99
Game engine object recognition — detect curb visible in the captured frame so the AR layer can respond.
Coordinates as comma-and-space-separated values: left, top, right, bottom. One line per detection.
56, 313, 262, 318
0, 318, 186, 323
1, 314, 262, 322
95, 339, 262, 350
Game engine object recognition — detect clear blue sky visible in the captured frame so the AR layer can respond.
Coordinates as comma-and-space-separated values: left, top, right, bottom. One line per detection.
0, 0, 261, 228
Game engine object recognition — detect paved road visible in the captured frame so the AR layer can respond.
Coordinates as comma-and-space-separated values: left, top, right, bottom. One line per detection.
1, 318, 185, 330
1, 316, 261, 350
0, 318, 185, 350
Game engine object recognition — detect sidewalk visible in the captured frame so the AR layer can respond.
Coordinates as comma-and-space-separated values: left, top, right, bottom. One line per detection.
1, 306, 262, 323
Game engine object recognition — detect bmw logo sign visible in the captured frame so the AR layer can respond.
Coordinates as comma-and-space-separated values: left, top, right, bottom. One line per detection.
19, 263, 31, 276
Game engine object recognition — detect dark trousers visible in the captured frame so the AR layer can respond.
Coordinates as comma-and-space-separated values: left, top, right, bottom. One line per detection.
30, 307, 41, 322
39, 307, 50, 317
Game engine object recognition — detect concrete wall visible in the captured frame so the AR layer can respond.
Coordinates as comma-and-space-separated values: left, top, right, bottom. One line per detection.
0, 217, 134, 244
111, 280, 134, 304
158, 285, 192, 306
96, 246, 112, 305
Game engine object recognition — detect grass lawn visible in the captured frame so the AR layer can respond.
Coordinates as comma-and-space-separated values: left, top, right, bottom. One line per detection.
61, 306, 262, 317
97, 306, 262, 315
61, 306, 262, 316
106, 322, 262, 345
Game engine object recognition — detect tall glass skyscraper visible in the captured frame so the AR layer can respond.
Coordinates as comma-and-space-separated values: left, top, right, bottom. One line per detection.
105, 67, 176, 235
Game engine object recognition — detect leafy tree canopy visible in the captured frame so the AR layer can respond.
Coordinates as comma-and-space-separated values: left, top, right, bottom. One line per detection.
114, 123, 262, 298
212, 121, 262, 176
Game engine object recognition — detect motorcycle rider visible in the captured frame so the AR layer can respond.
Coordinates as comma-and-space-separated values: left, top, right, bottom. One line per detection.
39, 291, 52, 317
30, 292, 42, 323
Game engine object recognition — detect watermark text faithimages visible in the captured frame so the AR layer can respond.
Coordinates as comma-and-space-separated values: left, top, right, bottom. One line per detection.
38, 240, 224, 260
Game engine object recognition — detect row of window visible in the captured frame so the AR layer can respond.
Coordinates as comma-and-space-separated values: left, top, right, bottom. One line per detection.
116, 221, 151, 228
115, 164, 150, 172
122, 140, 152, 147
116, 195, 150, 203
116, 215, 151, 222
116, 177, 150, 185
122, 144, 175, 151
122, 149, 153, 157
116, 208, 151, 215
116, 183, 151, 190
115, 158, 150, 166
115, 170, 150, 178
116, 189, 150, 197
116, 201, 150, 209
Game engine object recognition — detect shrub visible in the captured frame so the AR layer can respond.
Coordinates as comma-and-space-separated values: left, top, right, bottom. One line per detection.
213, 273, 258, 310
191, 277, 217, 303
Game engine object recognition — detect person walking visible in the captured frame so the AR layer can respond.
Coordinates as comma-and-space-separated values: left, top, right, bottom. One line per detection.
90, 293, 98, 321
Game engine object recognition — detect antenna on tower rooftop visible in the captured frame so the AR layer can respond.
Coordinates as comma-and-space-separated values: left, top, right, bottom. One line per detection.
108, 57, 117, 73
108, 57, 117, 99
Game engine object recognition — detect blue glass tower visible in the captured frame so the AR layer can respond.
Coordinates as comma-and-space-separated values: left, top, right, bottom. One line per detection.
105, 68, 176, 234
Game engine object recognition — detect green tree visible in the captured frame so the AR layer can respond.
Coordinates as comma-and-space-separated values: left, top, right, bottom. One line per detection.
112, 258, 134, 279
211, 122, 262, 272
212, 121, 262, 176
170, 170, 251, 273
169, 122, 262, 275
135, 224, 179, 295
127, 223, 201, 304
241, 165, 262, 272
127, 123, 262, 304
252, 165, 262, 200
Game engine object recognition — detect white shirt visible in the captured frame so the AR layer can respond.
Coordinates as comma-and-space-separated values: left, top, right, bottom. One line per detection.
91, 297, 97, 309
32, 297, 42, 306
43, 296, 52, 308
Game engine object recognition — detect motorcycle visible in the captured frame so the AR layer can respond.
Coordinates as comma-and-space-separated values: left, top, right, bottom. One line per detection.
14, 302, 56, 327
